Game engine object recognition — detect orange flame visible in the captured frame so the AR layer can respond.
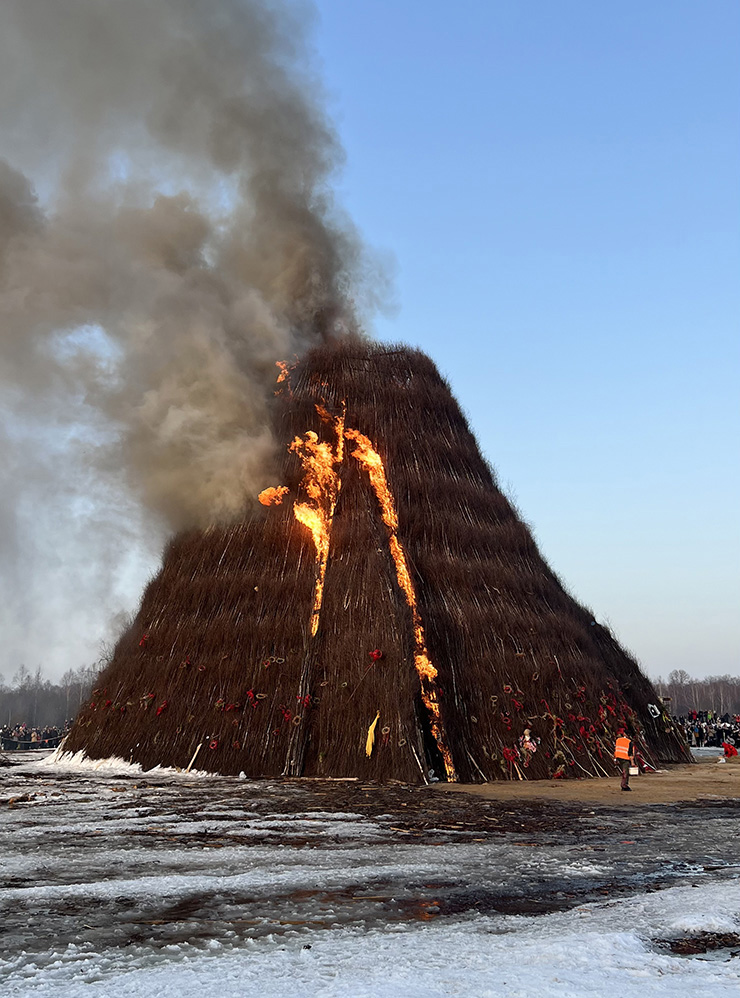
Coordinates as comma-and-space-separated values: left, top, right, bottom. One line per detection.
258, 485, 289, 506
344, 429, 457, 781
275, 360, 295, 398
288, 407, 345, 635
316, 404, 345, 462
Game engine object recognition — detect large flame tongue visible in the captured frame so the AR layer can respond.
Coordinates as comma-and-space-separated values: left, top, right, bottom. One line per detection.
344, 429, 457, 782
289, 407, 345, 636
259, 402, 344, 637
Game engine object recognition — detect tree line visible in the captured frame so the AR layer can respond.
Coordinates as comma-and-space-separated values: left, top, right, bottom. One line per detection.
653, 671, 740, 717
0, 664, 102, 729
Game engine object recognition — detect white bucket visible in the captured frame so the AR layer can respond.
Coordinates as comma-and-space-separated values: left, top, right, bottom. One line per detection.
628, 766, 639, 776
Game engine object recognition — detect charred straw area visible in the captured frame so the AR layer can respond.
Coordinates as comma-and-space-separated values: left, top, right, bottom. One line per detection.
64, 339, 690, 781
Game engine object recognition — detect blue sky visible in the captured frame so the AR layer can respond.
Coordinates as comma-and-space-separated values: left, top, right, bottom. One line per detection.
312, 0, 739, 679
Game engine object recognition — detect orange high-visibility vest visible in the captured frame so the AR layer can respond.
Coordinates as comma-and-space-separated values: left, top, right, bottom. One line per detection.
614, 736, 632, 760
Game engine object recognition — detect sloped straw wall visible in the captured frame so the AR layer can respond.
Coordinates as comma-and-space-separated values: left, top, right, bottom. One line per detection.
64, 339, 690, 780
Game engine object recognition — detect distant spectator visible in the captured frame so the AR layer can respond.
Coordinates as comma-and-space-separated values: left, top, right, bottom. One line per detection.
0, 722, 69, 750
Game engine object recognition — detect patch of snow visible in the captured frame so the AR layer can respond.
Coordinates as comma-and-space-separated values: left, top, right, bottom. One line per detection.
3, 883, 740, 996
42, 748, 144, 773
41, 749, 218, 779
668, 915, 739, 935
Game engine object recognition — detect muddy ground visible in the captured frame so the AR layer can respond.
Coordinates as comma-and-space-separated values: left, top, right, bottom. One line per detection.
438, 752, 740, 805
2, 750, 739, 968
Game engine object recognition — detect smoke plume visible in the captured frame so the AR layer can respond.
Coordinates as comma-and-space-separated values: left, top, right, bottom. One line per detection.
0, 0, 383, 679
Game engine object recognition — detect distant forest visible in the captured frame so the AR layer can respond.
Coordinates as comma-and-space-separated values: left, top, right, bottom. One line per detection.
1, 663, 738, 729
0, 664, 102, 729
653, 671, 740, 717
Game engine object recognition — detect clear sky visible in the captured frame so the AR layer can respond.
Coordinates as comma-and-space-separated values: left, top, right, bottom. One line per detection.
312, 0, 739, 680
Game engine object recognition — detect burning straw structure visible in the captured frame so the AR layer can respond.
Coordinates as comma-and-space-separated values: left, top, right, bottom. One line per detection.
64, 341, 689, 782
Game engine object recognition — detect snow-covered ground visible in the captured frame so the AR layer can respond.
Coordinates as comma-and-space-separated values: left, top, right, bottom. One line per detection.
2, 751, 739, 997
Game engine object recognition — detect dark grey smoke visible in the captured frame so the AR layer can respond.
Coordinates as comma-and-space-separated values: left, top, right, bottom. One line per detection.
0, 0, 386, 679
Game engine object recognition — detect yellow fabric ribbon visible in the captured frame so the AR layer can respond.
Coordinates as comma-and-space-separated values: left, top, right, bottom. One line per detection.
365, 711, 381, 757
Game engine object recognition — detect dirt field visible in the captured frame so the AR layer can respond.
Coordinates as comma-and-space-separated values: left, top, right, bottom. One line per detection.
436, 753, 740, 806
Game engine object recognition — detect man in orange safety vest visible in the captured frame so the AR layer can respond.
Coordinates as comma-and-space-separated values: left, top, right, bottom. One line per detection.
614, 728, 636, 791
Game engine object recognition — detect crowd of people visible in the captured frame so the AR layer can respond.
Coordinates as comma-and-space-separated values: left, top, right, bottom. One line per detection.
674, 711, 740, 751
0, 722, 71, 750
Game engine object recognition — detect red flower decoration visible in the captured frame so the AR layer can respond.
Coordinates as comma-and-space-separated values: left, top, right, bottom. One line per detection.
209, 739, 218, 750
139, 633, 149, 648
156, 700, 169, 716
369, 649, 383, 661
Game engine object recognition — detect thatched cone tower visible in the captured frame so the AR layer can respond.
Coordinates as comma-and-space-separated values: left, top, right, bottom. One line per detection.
63, 340, 689, 781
